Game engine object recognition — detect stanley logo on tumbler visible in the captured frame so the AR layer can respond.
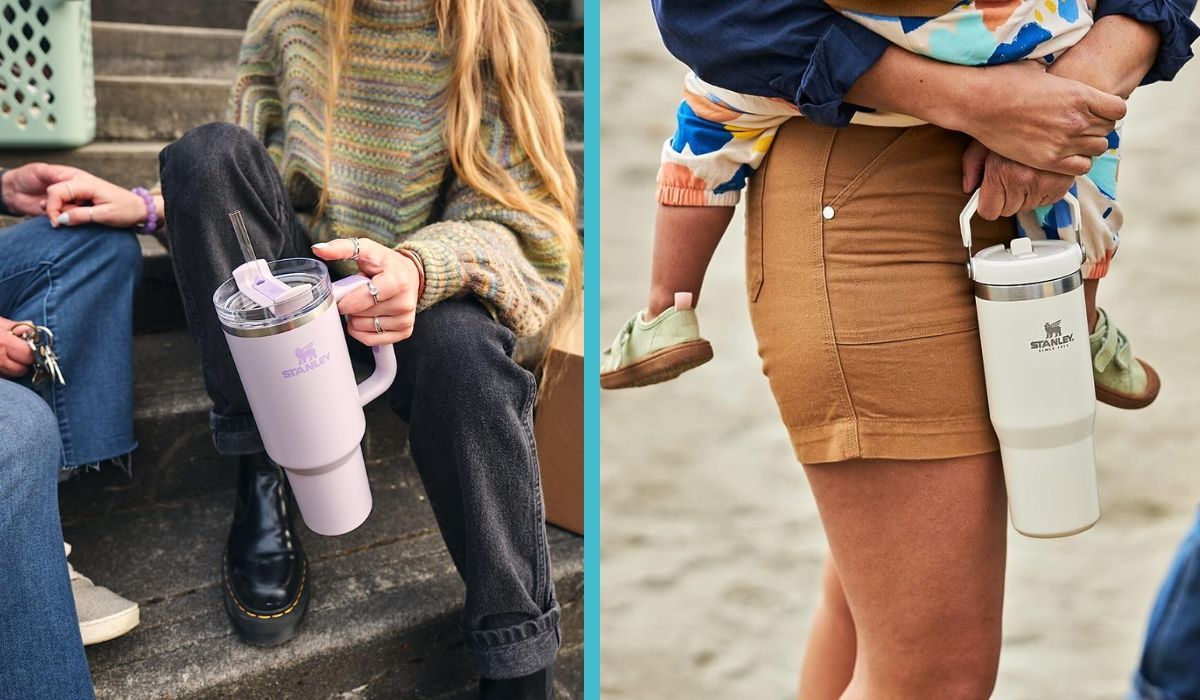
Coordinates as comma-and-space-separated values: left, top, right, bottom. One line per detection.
1030, 320, 1074, 352
282, 341, 332, 378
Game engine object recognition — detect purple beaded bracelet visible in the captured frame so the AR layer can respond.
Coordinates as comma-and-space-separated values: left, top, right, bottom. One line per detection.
132, 187, 158, 235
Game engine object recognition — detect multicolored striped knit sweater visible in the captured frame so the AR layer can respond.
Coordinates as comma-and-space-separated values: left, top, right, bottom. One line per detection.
229, 0, 569, 336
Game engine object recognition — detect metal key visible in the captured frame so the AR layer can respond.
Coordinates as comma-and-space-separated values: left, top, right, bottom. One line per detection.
35, 326, 65, 386
9, 322, 65, 385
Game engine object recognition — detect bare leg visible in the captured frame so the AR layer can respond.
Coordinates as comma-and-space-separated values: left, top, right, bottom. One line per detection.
803, 454, 1007, 700
798, 556, 857, 700
1084, 278, 1099, 332
645, 204, 734, 318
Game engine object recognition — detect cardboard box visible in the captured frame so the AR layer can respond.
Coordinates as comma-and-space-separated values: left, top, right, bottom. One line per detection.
534, 309, 583, 535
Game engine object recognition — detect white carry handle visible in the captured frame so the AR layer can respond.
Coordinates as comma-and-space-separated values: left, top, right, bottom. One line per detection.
959, 189, 1081, 252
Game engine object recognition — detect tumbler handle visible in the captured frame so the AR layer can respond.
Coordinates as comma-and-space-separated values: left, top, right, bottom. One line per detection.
332, 275, 397, 406
959, 189, 1082, 280
959, 189, 1082, 252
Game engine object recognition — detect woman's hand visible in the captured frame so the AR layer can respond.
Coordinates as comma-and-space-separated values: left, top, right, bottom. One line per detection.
311, 238, 422, 346
1, 163, 81, 217
963, 61, 1125, 176
0, 317, 35, 378
45, 172, 154, 229
962, 139, 1075, 220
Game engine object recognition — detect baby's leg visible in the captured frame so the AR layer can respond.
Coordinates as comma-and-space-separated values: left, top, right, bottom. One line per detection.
646, 205, 733, 317
646, 73, 796, 319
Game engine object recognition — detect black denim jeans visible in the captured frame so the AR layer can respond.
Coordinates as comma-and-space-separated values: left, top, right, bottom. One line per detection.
159, 122, 559, 679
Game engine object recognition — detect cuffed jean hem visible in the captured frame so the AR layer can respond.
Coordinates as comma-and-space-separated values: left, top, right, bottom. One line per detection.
1131, 671, 1194, 700
464, 602, 561, 679
210, 412, 264, 456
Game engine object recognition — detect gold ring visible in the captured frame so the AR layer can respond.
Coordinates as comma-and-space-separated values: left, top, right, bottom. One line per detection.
366, 280, 381, 305
373, 316, 384, 334
349, 238, 361, 261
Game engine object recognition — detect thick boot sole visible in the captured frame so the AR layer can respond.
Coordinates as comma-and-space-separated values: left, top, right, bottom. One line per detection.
222, 558, 310, 647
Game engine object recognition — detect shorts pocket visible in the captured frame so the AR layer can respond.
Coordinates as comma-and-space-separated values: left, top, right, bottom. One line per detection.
824, 126, 917, 210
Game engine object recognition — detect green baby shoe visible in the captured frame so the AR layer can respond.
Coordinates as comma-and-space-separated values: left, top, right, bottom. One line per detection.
1091, 307, 1161, 409
600, 292, 713, 390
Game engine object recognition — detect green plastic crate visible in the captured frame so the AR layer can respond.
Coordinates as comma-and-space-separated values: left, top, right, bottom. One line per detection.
0, 0, 94, 148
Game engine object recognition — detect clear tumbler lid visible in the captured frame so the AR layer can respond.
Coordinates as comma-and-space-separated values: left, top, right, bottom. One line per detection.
214, 258, 332, 337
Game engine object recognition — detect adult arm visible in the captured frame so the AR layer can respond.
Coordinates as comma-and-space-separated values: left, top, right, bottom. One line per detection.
966, 10, 1196, 219
654, 0, 1124, 175
1093, 0, 1199, 87
1047, 14, 1168, 97
845, 49, 1125, 175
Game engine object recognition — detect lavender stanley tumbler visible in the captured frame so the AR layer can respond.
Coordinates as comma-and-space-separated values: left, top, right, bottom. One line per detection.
212, 214, 396, 536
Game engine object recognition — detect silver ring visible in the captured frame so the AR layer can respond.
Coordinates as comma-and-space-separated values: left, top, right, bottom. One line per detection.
349, 238, 361, 261
374, 316, 384, 334
366, 280, 381, 305
65, 182, 75, 201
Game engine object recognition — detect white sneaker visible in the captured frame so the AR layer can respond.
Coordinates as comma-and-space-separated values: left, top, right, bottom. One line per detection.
64, 543, 140, 645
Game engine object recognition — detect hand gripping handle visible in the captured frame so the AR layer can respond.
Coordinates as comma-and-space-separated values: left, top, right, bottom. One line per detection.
960, 189, 1082, 279
332, 275, 397, 406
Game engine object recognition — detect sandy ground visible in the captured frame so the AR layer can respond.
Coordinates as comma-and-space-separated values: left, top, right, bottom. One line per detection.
597, 2, 1200, 698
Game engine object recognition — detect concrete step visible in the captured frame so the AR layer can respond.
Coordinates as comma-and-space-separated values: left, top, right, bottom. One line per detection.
561, 90, 583, 142
534, 0, 585, 22
0, 142, 166, 189
547, 19, 584, 55
92, 22, 584, 91
59, 328, 582, 697
93, 22, 245, 80
61, 480, 581, 699
92, 76, 581, 142
95, 76, 228, 142
91, 0, 258, 30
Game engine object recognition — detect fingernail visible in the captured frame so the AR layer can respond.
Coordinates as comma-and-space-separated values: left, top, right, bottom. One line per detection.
312, 242, 330, 249
56, 213, 69, 225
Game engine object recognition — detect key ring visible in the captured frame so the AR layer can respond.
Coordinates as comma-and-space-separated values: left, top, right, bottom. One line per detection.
9, 321, 37, 340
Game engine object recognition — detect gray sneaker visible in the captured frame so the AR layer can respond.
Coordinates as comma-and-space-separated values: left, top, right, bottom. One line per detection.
65, 543, 140, 645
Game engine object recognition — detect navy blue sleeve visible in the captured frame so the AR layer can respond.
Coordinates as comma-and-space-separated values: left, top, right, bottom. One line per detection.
651, 0, 890, 127
1094, 0, 1199, 84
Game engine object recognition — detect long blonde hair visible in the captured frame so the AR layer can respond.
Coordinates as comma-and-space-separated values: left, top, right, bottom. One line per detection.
320, 0, 581, 362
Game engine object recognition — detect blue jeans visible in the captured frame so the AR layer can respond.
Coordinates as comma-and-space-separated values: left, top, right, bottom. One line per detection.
0, 217, 140, 469
1131, 508, 1200, 700
0, 380, 94, 698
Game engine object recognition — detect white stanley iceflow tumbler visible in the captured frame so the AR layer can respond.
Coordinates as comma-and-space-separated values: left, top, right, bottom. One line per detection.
212, 212, 396, 536
961, 190, 1100, 538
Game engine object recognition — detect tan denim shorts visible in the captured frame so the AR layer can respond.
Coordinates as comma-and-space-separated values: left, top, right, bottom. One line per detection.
745, 119, 1013, 464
